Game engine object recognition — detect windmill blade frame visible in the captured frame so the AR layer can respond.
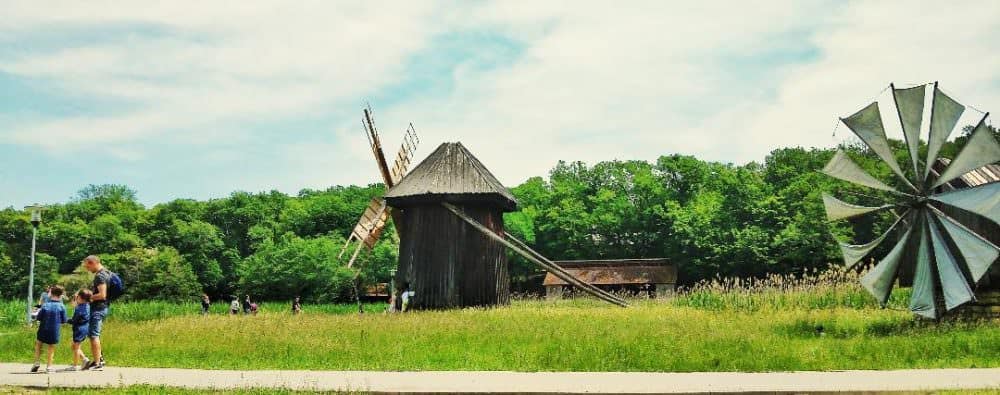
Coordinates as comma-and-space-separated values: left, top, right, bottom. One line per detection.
823, 83, 1000, 318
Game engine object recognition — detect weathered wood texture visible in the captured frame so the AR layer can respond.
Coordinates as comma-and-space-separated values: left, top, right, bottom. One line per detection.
394, 204, 510, 309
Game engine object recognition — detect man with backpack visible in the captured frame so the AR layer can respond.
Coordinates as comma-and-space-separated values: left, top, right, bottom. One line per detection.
81, 255, 123, 371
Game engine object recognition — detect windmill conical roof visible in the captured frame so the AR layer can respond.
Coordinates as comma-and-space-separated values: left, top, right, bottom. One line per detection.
384, 142, 518, 211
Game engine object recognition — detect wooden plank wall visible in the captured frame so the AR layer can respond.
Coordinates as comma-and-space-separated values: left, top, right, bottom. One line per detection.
395, 204, 510, 309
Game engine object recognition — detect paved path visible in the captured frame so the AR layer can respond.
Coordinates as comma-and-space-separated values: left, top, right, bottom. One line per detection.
2, 363, 999, 393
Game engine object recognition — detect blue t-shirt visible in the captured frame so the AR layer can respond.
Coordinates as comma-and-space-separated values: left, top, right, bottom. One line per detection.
71, 303, 90, 329
36, 301, 67, 344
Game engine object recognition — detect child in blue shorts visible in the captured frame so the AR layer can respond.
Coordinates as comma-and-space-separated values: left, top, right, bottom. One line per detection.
32, 285, 67, 373
66, 289, 93, 371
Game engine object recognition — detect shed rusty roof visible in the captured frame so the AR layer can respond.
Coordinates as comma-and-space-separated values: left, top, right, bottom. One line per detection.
932, 158, 1000, 189
385, 142, 517, 211
543, 260, 677, 286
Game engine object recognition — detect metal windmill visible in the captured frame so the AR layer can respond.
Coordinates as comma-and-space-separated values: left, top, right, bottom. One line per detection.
822, 82, 1000, 318
339, 106, 419, 275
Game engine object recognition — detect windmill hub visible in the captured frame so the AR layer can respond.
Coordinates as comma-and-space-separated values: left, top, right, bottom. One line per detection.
907, 196, 929, 208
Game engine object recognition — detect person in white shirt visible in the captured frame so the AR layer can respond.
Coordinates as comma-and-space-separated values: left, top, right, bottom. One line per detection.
400, 283, 415, 312
230, 297, 240, 315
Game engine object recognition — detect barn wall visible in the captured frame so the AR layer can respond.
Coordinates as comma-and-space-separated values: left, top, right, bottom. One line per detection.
395, 204, 510, 309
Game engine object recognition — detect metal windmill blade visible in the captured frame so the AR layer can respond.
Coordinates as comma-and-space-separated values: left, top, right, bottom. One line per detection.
822, 83, 1000, 319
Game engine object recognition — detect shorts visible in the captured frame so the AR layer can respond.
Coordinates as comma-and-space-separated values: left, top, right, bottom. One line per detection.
36, 331, 59, 345
88, 306, 109, 338
72, 326, 89, 343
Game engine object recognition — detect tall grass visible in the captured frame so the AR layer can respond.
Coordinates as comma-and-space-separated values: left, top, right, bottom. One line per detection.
670, 266, 912, 312
0, 300, 386, 329
1, 267, 995, 372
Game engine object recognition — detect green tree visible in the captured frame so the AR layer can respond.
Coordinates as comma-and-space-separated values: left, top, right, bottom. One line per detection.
237, 235, 354, 302
104, 247, 201, 301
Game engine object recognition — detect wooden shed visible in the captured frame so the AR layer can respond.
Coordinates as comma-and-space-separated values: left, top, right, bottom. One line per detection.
384, 142, 517, 309
543, 258, 677, 299
931, 159, 1000, 318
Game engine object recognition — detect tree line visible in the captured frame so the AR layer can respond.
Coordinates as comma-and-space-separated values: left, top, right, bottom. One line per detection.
1, 130, 988, 303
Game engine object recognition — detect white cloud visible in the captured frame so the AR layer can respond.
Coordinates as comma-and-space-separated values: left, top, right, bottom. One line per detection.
1, 1, 446, 153
371, 1, 1000, 187
2, 0, 999, 203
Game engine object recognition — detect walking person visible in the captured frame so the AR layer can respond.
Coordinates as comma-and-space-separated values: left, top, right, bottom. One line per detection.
81, 255, 114, 371
31, 285, 66, 373
66, 289, 92, 371
201, 294, 211, 315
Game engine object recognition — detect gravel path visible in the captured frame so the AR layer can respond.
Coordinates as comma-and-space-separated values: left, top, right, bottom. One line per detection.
3, 363, 999, 393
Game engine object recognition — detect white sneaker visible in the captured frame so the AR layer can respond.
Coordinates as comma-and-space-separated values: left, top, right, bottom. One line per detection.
62, 366, 78, 372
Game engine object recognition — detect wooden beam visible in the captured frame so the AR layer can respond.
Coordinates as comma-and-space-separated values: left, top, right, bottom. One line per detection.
441, 202, 628, 308
503, 229, 629, 306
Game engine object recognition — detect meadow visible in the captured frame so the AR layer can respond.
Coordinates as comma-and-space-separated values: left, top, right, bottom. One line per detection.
0, 269, 997, 373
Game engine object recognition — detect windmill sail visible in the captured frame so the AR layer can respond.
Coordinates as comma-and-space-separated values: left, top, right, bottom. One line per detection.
929, 207, 1000, 283
860, 223, 915, 306
924, 84, 965, 180
837, 209, 909, 269
350, 198, 389, 250
822, 193, 892, 221
927, 213, 976, 310
390, 125, 420, 185
841, 102, 916, 191
892, 84, 925, 177
822, 150, 899, 193
931, 116, 1000, 188
931, 181, 1000, 227
339, 106, 421, 270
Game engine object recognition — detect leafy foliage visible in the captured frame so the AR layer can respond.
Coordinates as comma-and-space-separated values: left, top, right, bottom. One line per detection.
0, 184, 393, 303
0, 135, 975, 300
236, 235, 355, 303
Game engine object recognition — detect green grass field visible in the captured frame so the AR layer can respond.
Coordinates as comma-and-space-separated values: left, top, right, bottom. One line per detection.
1, 273, 998, 373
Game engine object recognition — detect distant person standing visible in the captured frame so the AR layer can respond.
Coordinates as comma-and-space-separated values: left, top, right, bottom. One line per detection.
401, 283, 415, 312
230, 297, 240, 315
291, 296, 302, 315
243, 295, 252, 315
201, 294, 211, 315
82, 255, 114, 371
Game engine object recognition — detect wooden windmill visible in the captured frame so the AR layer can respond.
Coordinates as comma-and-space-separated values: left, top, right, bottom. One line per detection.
384, 142, 630, 309
339, 106, 419, 272
340, 107, 628, 311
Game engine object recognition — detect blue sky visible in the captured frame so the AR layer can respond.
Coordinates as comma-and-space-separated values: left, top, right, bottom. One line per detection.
2, 1, 999, 208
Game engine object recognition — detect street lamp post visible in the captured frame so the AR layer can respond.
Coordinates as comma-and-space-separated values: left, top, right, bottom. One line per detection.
25, 204, 43, 326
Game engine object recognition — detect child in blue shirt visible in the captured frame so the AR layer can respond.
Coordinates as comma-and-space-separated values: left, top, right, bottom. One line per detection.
32, 285, 67, 373
66, 289, 93, 371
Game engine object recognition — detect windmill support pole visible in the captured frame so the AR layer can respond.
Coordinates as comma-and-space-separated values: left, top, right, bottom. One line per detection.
352, 273, 364, 315
347, 241, 366, 315
441, 203, 628, 308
